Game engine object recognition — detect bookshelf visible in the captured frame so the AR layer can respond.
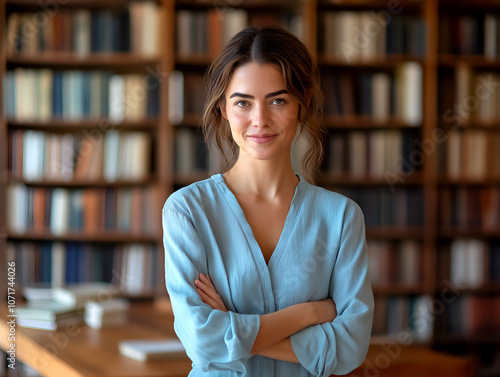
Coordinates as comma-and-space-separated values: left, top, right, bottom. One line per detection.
1, 0, 171, 298
1, 0, 498, 375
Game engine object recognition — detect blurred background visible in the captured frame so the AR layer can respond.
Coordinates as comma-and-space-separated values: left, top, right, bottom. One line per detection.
1, 0, 499, 376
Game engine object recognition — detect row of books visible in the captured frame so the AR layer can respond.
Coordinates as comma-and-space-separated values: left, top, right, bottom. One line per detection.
176, 9, 302, 57
9, 242, 161, 294
439, 294, 500, 336
439, 130, 500, 180
439, 187, 500, 231
6, 2, 159, 56
368, 240, 422, 286
9, 130, 151, 182
324, 63, 422, 125
372, 295, 432, 343
324, 129, 422, 179
440, 67, 500, 125
4, 69, 160, 122
175, 128, 211, 174
444, 239, 500, 288
335, 187, 424, 228
439, 14, 500, 57
319, 13, 425, 61
6, 185, 160, 236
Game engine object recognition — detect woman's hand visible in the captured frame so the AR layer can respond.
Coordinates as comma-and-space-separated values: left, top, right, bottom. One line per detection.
194, 273, 228, 312
310, 298, 337, 325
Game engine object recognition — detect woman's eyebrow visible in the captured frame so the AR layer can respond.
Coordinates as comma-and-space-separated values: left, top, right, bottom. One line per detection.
229, 89, 289, 99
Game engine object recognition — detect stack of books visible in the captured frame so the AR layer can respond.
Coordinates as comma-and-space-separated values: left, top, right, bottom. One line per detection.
17, 282, 118, 331
84, 299, 129, 329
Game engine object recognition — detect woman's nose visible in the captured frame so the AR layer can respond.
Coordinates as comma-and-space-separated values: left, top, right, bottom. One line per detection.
252, 104, 271, 128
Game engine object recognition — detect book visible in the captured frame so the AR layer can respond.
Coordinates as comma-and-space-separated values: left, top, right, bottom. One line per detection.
16, 299, 76, 321
53, 282, 114, 307
118, 339, 186, 362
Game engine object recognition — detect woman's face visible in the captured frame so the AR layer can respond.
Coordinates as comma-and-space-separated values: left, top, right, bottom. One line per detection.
221, 62, 300, 162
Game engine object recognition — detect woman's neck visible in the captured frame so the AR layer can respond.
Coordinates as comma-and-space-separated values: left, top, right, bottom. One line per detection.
223, 153, 299, 201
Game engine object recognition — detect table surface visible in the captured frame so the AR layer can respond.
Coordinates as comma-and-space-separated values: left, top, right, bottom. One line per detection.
0, 302, 473, 377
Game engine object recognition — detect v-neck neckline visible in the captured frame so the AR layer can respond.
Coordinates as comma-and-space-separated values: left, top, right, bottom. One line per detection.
212, 173, 304, 269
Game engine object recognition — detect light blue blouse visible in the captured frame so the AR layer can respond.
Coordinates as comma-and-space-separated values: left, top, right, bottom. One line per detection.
162, 173, 374, 377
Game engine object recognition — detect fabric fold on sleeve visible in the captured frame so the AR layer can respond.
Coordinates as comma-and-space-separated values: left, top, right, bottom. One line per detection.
290, 203, 374, 377
162, 207, 261, 373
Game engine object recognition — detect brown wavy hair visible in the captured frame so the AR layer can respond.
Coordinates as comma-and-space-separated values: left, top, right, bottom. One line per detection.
201, 25, 325, 184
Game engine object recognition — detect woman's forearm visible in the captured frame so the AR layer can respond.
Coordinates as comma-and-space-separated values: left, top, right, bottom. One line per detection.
251, 299, 335, 355
258, 337, 299, 363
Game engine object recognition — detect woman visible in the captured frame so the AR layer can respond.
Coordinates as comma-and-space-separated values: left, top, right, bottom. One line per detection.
162, 26, 374, 377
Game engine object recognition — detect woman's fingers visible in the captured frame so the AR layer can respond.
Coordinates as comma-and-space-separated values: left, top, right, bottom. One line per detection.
196, 287, 222, 310
194, 273, 228, 312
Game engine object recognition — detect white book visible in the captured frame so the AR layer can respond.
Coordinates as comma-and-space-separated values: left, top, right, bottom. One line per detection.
348, 132, 367, 177
23, 130, 45, 181
7, 184, 28, 233
141, 1, 159, 56
129, 132, 150, 180
222, 9, 248, 46
51, 242, 66, 287
16, 300, 76, 321
38, 69, 53, 121
109, 75, 125, 124
24, 69, 36, 120
410, 295, 432, 342
50, 188, 70, 235
119, 339, 186, 362
124, 74, 147, 121
484, 14, 497, 60
466, 239, 486, 288
337, 12, 358, 61
73, 9, 91, 57
103, 131, 120, 182
53, 282, 114, 308
60, 133, 74, 181
359, 12, 377, 60
396, 62, 422, 126
450, 239, 468, 287
168, 71, 184, 125
371, 73, 391, 122
125, 244, 145, 294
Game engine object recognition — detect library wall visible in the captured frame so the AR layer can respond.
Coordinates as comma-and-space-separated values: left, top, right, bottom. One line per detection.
1, 1, 499, 376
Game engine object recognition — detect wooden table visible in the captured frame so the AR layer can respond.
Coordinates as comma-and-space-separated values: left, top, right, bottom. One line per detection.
0, 303, 473, 377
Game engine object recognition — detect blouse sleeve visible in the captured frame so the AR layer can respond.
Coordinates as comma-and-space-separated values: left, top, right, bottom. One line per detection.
162, 207, 261, 373
290, 203, 374, 377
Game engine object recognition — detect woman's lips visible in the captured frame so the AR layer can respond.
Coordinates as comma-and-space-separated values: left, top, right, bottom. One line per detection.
247, 134, 277, 144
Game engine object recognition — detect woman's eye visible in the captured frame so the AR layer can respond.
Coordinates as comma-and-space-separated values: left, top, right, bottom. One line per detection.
235, 100, 249, 107
272, 98, 286, 105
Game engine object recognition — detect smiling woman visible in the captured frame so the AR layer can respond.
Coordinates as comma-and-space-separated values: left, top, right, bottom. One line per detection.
162, 26, 374, 377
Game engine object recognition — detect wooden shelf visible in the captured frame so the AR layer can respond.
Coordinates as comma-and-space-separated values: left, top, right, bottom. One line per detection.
173, 113, 203, 128
318, 0, 424, 10
6, 231, 161, 243
438, 120, 500, 130
366, 227, 425, 239
175, 54, 213, 66
437, 177, 500, 186
324, 115, 422, 129
7, 118, 159, 131
436, 282, 500, 295
320, 172, 424, 186
373, 284, 428, 295
6, 52, 160, 68
318, 54, 425, 68
434, 334, 500, 345
7, 176, 158, 187
439, 54, 500, 68
438, 229, 500, 239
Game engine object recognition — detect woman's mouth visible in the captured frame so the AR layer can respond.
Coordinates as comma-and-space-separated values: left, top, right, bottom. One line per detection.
247, 134, 277, 144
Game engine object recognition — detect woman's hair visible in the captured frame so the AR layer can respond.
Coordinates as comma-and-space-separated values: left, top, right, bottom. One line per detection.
201, 25, 325, 183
